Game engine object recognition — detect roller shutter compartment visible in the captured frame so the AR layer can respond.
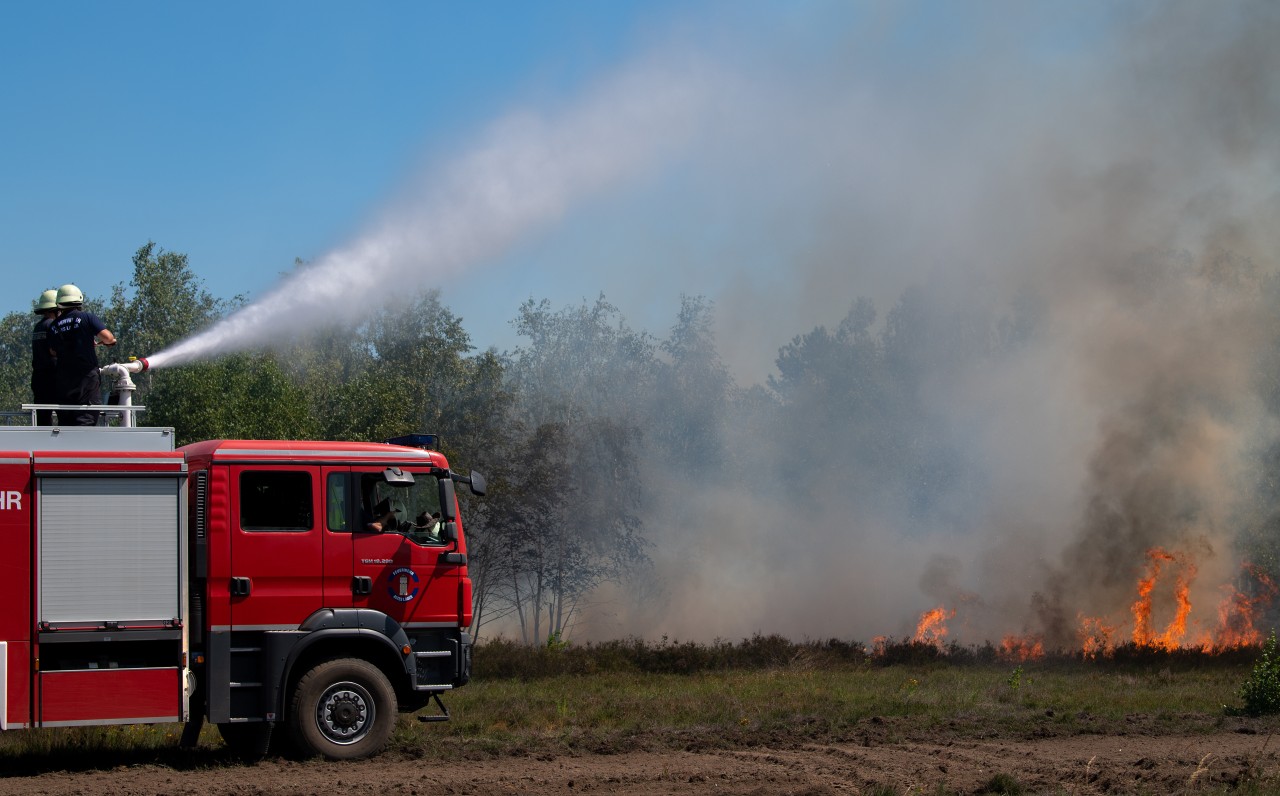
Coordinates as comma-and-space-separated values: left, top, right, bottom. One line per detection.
39, 477, 181, 626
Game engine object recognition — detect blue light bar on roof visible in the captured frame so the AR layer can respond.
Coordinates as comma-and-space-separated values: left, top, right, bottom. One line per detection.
385, 433, 440, 451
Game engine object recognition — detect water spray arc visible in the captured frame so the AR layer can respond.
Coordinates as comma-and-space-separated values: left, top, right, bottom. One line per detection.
141, 57, 716, 371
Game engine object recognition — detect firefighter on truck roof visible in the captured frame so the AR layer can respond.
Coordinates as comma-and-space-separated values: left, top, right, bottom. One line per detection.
31, 288, 60, 425
49, 283, 116, 426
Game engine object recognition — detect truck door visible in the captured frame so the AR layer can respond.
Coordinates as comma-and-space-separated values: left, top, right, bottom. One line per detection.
228, 465, 324, 628
345, 467, 463, 627
320, 466, 356, 606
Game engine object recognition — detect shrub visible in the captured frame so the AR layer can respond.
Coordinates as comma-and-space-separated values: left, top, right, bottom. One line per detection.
1238, 630, 1280, 716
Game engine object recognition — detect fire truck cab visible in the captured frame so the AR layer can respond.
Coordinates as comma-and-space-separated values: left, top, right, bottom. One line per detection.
0, 421, 483, 760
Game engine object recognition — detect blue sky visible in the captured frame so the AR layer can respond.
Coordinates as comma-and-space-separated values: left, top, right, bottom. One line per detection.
0, 2, 691, 313
0, 1, 1129, 372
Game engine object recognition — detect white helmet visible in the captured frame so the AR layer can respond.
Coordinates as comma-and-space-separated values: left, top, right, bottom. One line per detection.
34, 289, 58, 313
55, 283, 84, 307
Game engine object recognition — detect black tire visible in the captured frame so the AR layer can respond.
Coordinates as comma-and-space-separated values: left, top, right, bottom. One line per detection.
217, 721, 273, 760
288, 658, 398, 760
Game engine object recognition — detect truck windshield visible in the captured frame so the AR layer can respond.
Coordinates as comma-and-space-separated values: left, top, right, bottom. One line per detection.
362, 472, 445, 545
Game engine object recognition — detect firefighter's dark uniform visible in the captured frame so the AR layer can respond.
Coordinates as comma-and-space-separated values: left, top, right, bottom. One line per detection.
31, 315, 58, 425
50, 309, 108, 427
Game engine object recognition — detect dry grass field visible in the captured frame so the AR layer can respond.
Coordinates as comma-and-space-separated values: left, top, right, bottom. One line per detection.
4, 637, 1280, 794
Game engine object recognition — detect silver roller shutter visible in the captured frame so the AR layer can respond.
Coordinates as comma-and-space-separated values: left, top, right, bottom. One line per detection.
40, 477, 181, 624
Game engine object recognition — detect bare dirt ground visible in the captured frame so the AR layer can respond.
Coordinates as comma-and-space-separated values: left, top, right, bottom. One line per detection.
4, 723, 1278, 795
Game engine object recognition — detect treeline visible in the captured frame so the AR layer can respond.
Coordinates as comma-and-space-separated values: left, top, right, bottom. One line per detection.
6, 243, 1280, 645
1, 244, 716, 644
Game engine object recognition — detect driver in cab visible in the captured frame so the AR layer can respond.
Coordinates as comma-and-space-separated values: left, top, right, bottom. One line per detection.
365, 498, 404, 533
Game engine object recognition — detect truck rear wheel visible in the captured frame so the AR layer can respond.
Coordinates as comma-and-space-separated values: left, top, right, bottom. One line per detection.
288, 658, 398, 760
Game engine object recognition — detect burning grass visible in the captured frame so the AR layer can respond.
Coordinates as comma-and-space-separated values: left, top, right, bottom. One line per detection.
903, 550, 1280, 666
474, 633, 1265, 678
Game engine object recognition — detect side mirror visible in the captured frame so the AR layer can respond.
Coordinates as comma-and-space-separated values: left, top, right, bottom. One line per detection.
438, 478, 457, 522
468, 470, 487, 497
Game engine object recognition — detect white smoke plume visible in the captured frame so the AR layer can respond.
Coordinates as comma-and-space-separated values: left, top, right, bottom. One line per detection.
561, 1, 1280, 645
146, 53, 719, 369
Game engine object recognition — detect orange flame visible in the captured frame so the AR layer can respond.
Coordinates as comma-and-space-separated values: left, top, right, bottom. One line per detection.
914, 606, 956, 649
998, 635, 1045, 662
1131, 548, 1196, 650
1078, 614, 1118, 659
1207, 563, 1278, 650
896, 552, 1277, 656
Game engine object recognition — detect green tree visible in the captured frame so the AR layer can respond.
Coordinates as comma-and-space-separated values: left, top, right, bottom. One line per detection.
0, 310, 35, 416
768, 289, 1005, 527
494, 296, 654, 643
450, 350, 520, 640
367, 291, 474, 431
95, 242, 231, 428
105, 242, 227, 363
508, 295, 655, 427
146, 353, 318, 445
650, 295, 733, 472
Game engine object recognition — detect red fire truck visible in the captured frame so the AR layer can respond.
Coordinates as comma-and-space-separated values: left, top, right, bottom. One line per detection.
0, 409, 484, 760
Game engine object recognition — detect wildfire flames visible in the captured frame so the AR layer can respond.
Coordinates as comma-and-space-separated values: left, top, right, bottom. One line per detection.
1213, 564, 1279, 649
914, 606, 956, 649
908, 548, 1276, 660
998, 635, 1045, 662
1129, 548, 1195, 651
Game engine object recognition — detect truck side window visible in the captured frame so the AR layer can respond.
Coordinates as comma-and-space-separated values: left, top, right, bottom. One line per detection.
240, 471, 312, 531
327, 472, 348, 532
360, 471, 445, 545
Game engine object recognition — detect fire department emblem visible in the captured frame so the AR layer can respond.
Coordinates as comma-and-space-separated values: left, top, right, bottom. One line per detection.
388, 567, 420, 602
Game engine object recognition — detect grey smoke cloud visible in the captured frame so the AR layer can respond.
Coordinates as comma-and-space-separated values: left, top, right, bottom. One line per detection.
569, 1, 1280, 645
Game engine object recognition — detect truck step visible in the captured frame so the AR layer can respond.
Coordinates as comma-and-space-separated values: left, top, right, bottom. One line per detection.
417, 692, 451, 723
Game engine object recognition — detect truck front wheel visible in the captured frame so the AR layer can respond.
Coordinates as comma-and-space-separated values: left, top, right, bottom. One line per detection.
289, 658, 398, 760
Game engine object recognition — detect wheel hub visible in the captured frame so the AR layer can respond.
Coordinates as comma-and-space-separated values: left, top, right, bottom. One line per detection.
317, 682, 374, 744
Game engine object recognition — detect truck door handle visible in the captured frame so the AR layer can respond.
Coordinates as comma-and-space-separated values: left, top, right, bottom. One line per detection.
230, 577, 252, 596
352, 576, 373, 596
